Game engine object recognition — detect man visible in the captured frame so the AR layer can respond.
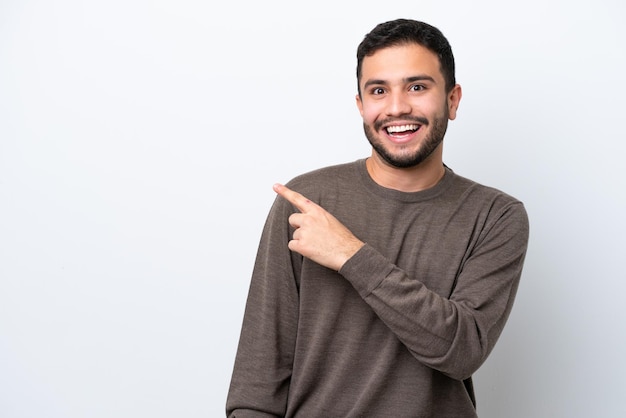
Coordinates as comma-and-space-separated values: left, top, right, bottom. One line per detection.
226, 18, 529, 417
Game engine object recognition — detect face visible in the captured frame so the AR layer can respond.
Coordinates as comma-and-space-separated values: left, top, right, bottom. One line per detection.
356, 43, 461, 169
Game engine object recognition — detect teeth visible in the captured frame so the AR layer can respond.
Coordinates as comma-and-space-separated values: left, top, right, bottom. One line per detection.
386, 124, 419, 133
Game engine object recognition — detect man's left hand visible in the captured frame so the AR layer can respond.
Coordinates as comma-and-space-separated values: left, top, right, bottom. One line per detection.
273, 183, 365, 271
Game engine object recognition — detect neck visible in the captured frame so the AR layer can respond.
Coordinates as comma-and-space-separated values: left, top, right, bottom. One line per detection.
365, 146, 445, 193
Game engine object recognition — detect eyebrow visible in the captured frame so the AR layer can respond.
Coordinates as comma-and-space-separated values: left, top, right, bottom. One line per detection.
363, 75, 437, 90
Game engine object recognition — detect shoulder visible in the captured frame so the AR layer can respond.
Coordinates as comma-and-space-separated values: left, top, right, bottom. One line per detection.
447, 169, 529, 232
450, 170, 523, 207
284, 160, 362, 199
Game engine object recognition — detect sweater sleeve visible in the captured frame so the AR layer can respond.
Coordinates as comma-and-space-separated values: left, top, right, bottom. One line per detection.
339, 201, 529, 381
226, 196, 300, 417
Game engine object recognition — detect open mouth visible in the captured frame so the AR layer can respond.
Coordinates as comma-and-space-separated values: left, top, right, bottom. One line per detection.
385, 124, 420, 136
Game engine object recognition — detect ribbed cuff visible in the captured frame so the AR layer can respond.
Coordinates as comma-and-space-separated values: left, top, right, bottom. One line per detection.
339, 244, 394, 297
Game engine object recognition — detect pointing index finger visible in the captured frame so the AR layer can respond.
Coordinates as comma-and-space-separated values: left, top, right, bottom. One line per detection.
273, 183, 314, 212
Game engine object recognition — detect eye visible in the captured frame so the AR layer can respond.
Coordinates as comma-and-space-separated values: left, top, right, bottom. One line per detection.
370, 87, 386, 95
410, 84, 426, 92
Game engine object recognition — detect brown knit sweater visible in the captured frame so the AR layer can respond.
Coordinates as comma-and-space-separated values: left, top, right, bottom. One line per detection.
227, 159, 529, 417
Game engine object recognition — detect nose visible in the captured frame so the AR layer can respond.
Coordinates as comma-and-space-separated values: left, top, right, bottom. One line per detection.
386, 91, 412, 116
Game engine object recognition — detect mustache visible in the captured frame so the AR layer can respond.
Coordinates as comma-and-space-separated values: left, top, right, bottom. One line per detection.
374, 116, 429, 131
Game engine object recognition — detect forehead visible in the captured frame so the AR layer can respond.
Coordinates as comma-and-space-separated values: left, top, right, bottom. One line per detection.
360, 43, 443, 85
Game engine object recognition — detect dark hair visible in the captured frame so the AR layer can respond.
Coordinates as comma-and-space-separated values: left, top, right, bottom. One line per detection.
356, 19, 456, 95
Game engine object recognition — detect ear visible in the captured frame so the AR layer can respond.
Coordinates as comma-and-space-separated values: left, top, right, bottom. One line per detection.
355, 94, 364, 117
447, 84, 462, 120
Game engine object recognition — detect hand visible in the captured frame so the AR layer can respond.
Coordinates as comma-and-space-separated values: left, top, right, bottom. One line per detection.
273, 183, 365, 271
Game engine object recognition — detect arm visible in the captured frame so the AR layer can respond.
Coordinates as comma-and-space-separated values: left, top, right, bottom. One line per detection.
274, 183, 529, 381
226, 194, 300, 417
341, 202, 528, 380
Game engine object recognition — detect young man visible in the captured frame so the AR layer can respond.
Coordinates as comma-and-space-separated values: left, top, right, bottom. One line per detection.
226, 19, 529, 417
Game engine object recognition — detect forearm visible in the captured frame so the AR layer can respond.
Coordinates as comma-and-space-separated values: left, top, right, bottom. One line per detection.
339, 206, 528, 380
226, 198, 300, 416
227, 409, 281, 418
226, 274, 296, 416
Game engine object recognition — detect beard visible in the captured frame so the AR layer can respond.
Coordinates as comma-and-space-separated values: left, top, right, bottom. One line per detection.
363, 107, 449, 169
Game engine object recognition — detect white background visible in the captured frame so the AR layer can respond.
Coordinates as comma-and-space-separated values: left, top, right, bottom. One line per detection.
1, 0, 625, 417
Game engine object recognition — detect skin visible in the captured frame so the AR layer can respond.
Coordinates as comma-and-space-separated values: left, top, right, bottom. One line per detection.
273, 183, 363, 271
357, 43, 462, 192
275, 42, 462, 271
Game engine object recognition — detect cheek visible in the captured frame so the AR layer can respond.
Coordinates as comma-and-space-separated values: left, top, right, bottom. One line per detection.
419, 100, 448, 122
417, 98, 442, 115
359, 104, 382, 124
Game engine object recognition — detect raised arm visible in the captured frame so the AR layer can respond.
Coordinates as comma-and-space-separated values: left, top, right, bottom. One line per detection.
273, 183, 529, 381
